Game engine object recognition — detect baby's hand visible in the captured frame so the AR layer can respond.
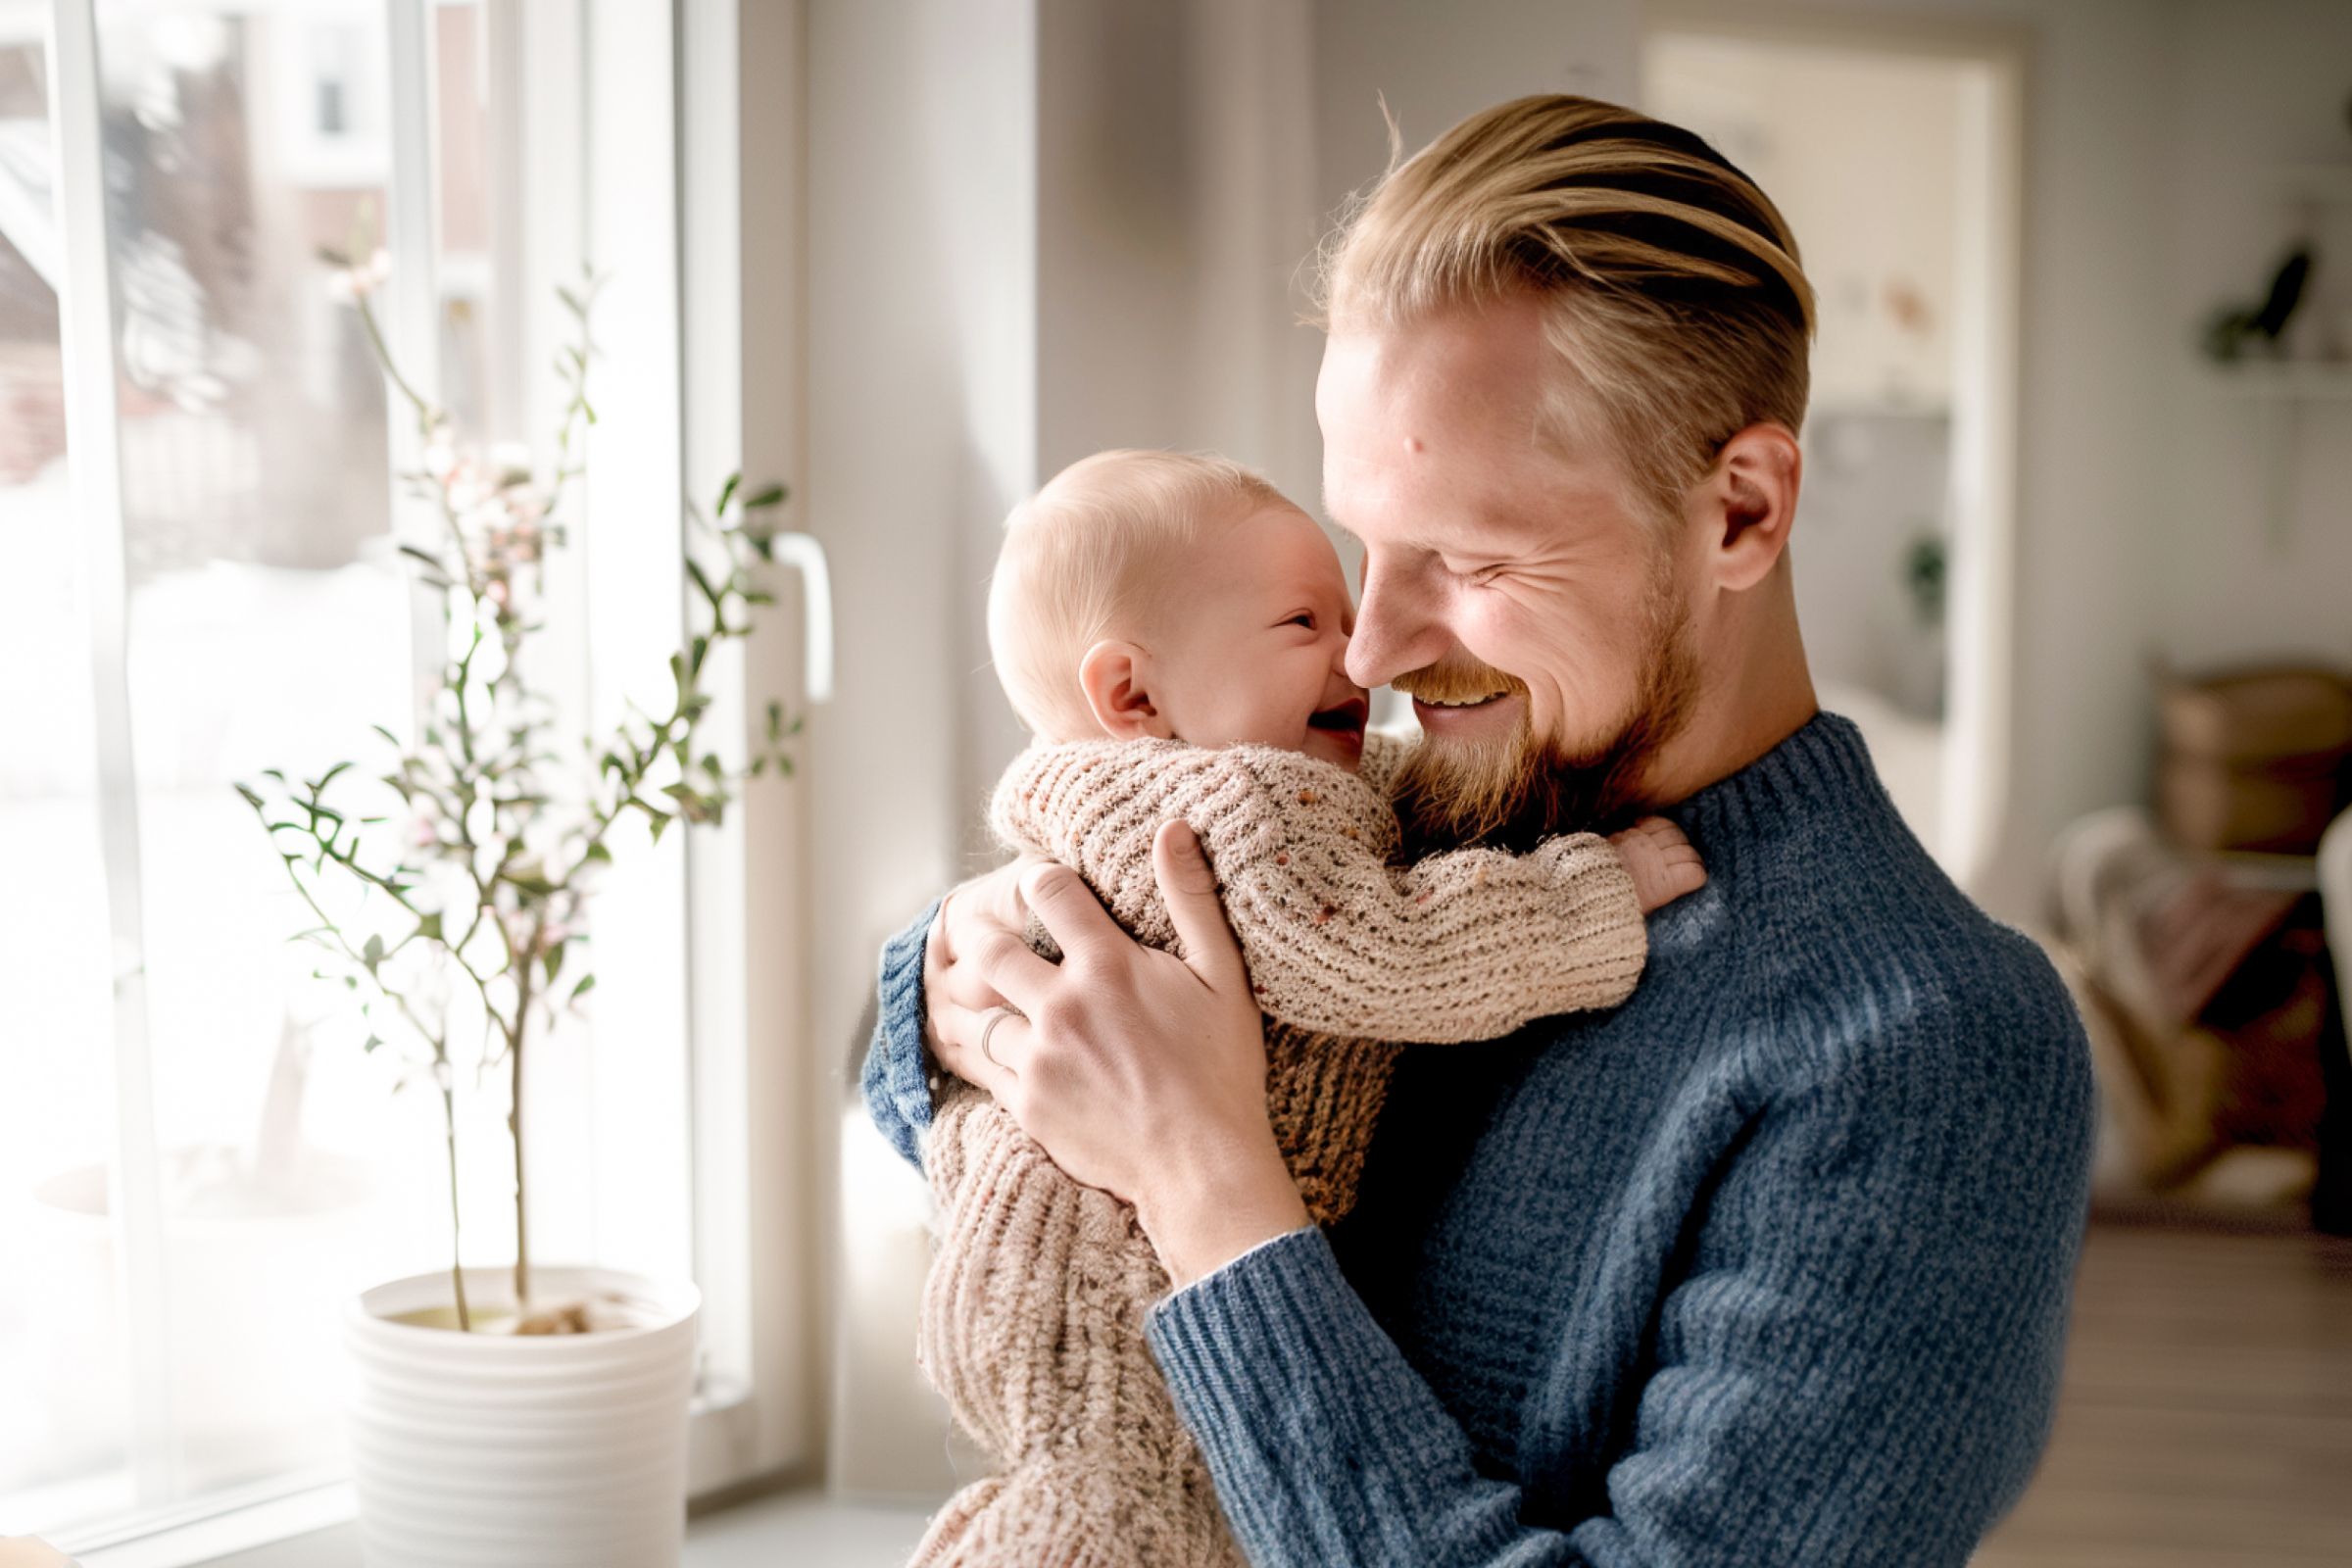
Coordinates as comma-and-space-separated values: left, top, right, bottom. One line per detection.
1608, 816, 1705, 913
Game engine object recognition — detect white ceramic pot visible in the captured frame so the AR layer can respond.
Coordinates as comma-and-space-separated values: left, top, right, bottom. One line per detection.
344, 1267, 700, 1568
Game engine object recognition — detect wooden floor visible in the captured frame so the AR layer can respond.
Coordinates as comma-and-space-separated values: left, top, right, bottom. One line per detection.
1974, 1222, 2352, 1567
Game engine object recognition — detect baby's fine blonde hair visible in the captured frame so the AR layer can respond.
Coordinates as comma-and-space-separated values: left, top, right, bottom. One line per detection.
989, 450, 1284, 741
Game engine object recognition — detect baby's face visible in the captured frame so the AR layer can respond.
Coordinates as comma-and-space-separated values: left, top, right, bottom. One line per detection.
1144, 503, 1370, 770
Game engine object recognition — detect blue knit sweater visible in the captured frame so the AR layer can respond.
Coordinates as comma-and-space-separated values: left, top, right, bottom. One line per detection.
862, 712, 2094, 1566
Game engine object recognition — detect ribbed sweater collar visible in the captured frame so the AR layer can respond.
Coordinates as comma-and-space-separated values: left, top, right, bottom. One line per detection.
1665, 710, 1886, 875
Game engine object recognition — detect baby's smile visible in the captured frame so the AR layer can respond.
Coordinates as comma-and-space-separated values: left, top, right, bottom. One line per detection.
1305, 695, 1370, 765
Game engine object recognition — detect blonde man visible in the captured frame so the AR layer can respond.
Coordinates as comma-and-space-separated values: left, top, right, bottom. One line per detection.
869, 95, 2091, 1567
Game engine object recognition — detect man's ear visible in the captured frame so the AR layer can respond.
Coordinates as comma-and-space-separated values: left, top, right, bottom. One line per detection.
1692, 422, 1802, 593
1078, 640, 1173, 741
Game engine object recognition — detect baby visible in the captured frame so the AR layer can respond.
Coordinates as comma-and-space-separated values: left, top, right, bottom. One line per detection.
909, 451, 1701, 1568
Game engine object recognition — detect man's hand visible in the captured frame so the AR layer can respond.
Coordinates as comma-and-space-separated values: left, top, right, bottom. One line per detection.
0, 1539, 79, 1568
921, 857, 1034, 1069
925, 820, 1310, 1286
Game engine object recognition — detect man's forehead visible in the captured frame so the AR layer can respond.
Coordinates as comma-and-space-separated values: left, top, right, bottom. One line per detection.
1321, 295, 1555, 407
1316, 297, 1653, 554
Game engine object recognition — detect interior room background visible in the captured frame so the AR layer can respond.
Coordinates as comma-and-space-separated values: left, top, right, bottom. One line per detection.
2, 0, 2346, 1564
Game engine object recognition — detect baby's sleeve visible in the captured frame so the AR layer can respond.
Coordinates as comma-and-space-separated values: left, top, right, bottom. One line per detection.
990, 739, 1647, 1046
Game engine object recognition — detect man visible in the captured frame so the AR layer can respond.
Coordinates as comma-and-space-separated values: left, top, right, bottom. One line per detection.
864, 95, 2092, 1566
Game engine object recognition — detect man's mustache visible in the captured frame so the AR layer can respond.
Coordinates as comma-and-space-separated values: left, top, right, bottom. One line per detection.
1390, 659, 1529, 706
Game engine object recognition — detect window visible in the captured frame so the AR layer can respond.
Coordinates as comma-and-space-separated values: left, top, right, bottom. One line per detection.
1, 1, 808, 1553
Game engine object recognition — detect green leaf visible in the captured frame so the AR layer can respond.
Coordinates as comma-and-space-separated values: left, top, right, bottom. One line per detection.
647, 809, 671, 846
685, 558, 720, 610
415, 911, 443, 944
582, 841, 612, 865
570, 973, 597, 1003
363, 1035, 383, 1054
234, 782, 265, 809
742, 482, 787, 510
542, 940, 566, 986
715, 472, 741, 514
314, 760, 353, 794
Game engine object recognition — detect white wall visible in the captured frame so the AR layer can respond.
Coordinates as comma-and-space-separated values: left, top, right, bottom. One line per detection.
806, 0, 1038, 1499
2154, 0, 2352, 670
1644, 35, 1964, 414
1827, 0, 2347, 916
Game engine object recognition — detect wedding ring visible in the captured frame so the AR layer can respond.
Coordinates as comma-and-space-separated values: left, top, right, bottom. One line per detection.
979, 1005, 1019, 1069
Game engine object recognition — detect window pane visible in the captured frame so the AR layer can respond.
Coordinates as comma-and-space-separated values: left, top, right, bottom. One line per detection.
5, 0, 644, 1540
94, 0, 417, 1514
0, 12, 138, 1536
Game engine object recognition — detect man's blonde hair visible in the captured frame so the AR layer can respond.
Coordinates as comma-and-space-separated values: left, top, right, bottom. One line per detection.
989, 449, 1285, 740
1320, 94, 1816, 528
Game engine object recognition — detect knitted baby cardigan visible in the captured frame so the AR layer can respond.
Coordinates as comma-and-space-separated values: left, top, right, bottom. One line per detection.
867, 713, 2095, 1568
909, 733, 1646, 1568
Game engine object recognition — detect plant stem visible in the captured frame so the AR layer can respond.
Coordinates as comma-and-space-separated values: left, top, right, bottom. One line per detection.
508, 915, 542, 1309
440, 1081, 471, 1332
354, 293, 436, 421
510, 1023, 527, 1308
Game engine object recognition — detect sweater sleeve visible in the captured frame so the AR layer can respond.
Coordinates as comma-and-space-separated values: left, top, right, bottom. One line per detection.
991, 738, 1648, 1045
858, 898, 944, 1171
1145, 992, 2094, 1567
1224, 829, 1643, 1043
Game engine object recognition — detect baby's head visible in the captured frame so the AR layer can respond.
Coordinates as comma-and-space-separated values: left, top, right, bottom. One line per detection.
989, 450, 1371, 770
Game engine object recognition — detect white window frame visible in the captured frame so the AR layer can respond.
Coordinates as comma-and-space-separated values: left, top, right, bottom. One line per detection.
37, 2, 818, 1561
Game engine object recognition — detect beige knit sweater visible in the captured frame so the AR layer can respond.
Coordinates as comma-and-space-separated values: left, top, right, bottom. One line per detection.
910, 733, 1646, 1568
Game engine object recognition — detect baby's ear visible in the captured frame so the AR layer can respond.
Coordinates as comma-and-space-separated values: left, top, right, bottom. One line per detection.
1078, 640, 1172, 742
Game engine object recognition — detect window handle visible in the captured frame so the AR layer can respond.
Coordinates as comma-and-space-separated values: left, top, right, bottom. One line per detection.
762, 530, 833, 704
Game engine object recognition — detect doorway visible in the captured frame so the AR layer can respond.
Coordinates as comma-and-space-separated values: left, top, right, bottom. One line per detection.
1642, 9, 2024, 886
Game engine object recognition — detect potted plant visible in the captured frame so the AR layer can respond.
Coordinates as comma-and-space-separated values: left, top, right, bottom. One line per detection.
237, 245, 806, 1568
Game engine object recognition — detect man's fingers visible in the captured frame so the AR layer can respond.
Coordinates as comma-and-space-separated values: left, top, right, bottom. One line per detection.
967, 926, 1059, 1013
1152, 819, 1247, 989
931, 999, 1025, 1097
934, 942, 1012, 1013
1019, 860, 1123, 959
938, 862, 1028, 964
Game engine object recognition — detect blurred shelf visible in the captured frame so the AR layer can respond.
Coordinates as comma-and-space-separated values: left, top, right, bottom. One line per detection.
2270, 160, 2352, 207
2194, 362, 2352, 400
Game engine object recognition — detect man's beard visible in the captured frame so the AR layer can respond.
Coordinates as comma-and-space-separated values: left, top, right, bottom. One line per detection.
1389, 572, 1698, 855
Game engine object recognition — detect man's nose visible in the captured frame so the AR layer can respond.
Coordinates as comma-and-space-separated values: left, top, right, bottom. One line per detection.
1347, 557, 1445, 689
